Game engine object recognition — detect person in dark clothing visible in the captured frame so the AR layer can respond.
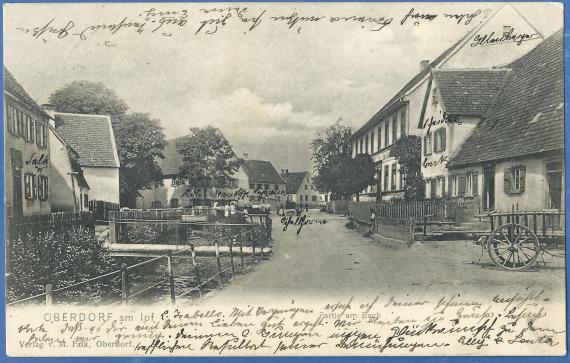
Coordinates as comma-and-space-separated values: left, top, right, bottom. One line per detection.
369, 208, 377, 237
305, 202, 309, 212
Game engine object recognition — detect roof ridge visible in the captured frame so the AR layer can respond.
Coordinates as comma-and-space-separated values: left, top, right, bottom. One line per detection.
54, 111, 112, 119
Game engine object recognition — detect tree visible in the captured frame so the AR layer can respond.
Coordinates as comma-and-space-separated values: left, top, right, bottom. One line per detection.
318, 154, 376, 200
114, 113, 166, 207
176, 126, 241, 205
390, 135, 425, 200
311, 119, 354, 198
49, 81, 128, 117
49, 81, 166, 207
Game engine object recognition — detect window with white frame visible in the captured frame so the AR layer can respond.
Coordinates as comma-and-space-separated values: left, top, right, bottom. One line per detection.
24, 173, 37, 199
504, 166, 525, 194
392, 115, 398, 143
24, 115, 35, 143
400, 108, 407, 136
16, 109, 25, 137
7, 105, 18, 135
434, 128, 447, 152
38, 175, 49, 200
36, 121, 48, 148
424, 133, 433, 156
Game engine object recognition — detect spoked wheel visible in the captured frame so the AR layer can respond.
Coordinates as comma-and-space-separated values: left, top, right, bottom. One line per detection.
487, 223, 540, 271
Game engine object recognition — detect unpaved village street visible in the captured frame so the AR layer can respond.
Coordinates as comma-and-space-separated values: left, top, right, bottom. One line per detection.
203, 211, 565, 305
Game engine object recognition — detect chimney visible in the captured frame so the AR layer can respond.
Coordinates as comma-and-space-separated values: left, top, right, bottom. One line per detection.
42, 104, 56, 127
281, 169, 285, 174
243, 153, 249, 159
420, 60, 430, 72
285, 169, 289, 175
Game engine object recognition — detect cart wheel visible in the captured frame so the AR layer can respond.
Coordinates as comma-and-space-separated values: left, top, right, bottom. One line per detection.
487, 223, 540, 271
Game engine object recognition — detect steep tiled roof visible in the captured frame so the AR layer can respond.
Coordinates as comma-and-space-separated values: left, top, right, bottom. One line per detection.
54, 112, 120, 168
433, 69, 510, 116
351, 30, 475, 140
448, 29, 564, 167
3, 67, 51, 119
280, 171, 308, 194
242, 160, 285, 185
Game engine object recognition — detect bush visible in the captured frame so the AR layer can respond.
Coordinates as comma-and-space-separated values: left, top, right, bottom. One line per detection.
125, 224, 161, 244
7, 225, 119, 303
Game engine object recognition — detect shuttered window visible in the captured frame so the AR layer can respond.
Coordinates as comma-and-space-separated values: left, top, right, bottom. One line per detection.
458, 175, 467, 197
504, 166, 526, 194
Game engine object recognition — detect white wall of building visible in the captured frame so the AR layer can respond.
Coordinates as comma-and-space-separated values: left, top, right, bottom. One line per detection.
83, 167, 120, 204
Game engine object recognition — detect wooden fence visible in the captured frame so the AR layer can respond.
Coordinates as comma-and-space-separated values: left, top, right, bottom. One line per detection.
347, 198, 481, 225
7, 224, 270, 306
88, 201, 119, 222
6, 211, 95, 240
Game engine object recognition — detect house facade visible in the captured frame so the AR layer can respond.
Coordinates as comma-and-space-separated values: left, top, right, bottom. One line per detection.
349, 4, 545, 202
280, 170, 328, 207
49, 126, 90, 212
51, 111, 120, 205
420, 69, 510, 200
4, 68, 52, 216
242, 159, 287, 205
447, 30, 564, 212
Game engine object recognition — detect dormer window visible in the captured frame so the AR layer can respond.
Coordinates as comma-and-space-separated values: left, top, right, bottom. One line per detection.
503, 25, 512, 37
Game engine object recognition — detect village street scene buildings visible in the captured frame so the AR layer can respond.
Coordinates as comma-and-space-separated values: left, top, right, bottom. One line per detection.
3, 2, 566, 337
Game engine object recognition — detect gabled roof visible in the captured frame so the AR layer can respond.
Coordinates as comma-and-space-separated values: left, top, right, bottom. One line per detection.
351, 30, 476, 140
3, 67, 51, 119
280, 171, 308, 194
448, 29, 564, 167
54, 112, 120, 168
242, 160, 285, 185
432, 69, 510, 116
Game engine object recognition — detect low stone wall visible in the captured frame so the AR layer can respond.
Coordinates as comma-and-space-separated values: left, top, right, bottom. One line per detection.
349, 215, 415, 246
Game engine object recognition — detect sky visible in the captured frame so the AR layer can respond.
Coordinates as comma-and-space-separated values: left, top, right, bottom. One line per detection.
3, 2, 563, 173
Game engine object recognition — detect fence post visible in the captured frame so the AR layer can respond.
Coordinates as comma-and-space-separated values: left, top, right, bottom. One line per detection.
229, 237, 235, 276
190, 244, 202, 298
239, 234, 245, 272
214, 242, 223, 288
167, 255, 176, 304
109, 211, 117, 243
45, 284, 53, 306
251, 231, 256, 263
408, 218, 414, 247
423, 215, 427, 237
121, 263, 128, 305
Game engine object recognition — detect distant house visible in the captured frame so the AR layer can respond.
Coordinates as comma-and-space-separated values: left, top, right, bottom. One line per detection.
447, 29, 564, 212
241, 159, 286, 205
280, 170, 328, 207
137, 137, 250, 208
4, 68, 52, 216
349, 4, 545, 202
49, 126, 90, 212
50, 111, 120, 205
136, 139, 285, 208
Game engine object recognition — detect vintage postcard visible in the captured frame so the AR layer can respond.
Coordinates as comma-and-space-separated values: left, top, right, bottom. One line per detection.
3, 1, 566, 357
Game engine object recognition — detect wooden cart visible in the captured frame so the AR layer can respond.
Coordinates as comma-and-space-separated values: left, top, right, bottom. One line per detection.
483, 209, 565, 271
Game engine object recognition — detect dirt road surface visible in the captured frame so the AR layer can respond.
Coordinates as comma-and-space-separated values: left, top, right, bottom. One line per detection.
202, 210, 565, 305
